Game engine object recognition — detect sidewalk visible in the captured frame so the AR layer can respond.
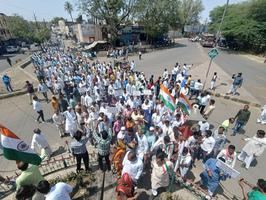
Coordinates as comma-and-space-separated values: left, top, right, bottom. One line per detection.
189, 59, 261, 107
0, 65, 38, 97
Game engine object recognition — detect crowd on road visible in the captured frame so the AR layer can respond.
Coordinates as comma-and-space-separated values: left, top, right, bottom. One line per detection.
6, 46, 266, 200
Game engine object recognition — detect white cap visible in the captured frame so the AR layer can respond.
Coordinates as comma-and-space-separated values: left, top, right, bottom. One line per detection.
149, 127, 155, 131
121, 126, 126, 131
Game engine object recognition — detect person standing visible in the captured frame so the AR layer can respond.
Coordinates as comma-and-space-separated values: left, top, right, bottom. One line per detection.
25, 81, 35, 105
210, 72, 218, 90
70, 130, 90, 173
203, 99, 216, 120
138, 50, 142, 60
200, 130, 215, 162
92, 130, 112, 171
238, 130, 266, 169
31, 128, 52, 159
2, 74, 13, 92
228, 73, 243, 95
232, 104, 251, 135
32, 96, 45, 123
151, 151, 173, 198
257, 105, 266, 125
52, 110, 65, 137
122, 151, 143, 184
63, 107, 77, 137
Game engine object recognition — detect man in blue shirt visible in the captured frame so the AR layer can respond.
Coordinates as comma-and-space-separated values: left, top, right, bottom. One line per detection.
2, 74, 13, 92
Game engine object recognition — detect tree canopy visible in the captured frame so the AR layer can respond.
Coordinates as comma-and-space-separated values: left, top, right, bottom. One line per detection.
77, 0, 137, 44
7, 15, 50, 44
134, 0, 182, 42
209, 0, 266, 53
64, 1, 74, 22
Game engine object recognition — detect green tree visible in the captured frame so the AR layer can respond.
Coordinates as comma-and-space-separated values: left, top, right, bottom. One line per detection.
50, 17, 65, 25
77, 0, 137, 44
33, 28, 51, 44
209, 0, 266, 53
64, 1, 74, 22
179, 0, 204, 32
7, 15, 32, 40
135, 0, 182, 42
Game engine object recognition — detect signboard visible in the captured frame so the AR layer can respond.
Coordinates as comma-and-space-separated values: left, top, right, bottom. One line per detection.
133, 91, 141, 96
143, 89, 152, 96
208, 48, 219, 59
107, 106, 118, 114
216, 159, 240, 179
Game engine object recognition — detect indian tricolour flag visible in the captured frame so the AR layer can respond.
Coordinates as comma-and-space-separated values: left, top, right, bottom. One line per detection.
159, 84, 176, 112
177, 93, 192, 115
0, 124, 42, 165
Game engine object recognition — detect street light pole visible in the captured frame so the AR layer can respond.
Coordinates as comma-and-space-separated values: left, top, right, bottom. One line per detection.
202, 0, 229, 91
215, 0, 230, 45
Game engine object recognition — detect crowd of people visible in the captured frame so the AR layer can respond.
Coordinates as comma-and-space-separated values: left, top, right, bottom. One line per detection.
11, 46, 266, 200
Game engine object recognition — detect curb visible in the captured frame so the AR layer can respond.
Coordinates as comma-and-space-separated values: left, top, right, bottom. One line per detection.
0, 88, 37, 100
212, 91, 261, 108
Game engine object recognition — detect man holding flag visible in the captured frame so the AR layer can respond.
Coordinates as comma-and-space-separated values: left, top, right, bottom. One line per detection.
0, 124, 43, 189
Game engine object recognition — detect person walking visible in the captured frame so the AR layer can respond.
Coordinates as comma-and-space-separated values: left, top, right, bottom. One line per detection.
52, 110, 65, 137
228, 73, 243, 95
2, 74, 13, 92
63, 107, 77, 137
32, 95, 45, 123
38, 81, 49, 102
24, 81, 35, 104
238, 130, 266, 169
31, 128, 52, 159
6, 57, 12, 67
203, 99, 216, 120
257, 105, 266, 125
138, 50, 142, 60
70, 130, 90, 173
92, 130, 112, 171
232, 104, 251, 135
151, 151, 173, 198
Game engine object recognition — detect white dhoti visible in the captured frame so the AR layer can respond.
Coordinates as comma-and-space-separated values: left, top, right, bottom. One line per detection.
237, 151, 254, 169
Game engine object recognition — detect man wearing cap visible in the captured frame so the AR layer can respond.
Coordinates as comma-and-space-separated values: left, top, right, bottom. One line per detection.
146, 126, 157, 151
31, 128, 52, 159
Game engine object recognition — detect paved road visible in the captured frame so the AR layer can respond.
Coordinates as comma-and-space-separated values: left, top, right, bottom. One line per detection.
0, 41, 266, 199
0, 53, 30, 72
202, 46, 266, 104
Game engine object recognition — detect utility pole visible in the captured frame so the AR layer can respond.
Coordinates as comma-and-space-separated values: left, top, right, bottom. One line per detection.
215, 0, 230, 45
203, 0, 229, 91
33, 12, 39, 30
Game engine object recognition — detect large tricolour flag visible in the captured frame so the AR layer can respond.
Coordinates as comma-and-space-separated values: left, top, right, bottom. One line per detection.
0, 124, 42, 165
177, 93, 192, 115
159, 84, 176, 112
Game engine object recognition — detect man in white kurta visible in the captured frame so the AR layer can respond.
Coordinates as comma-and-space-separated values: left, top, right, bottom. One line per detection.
257, 105, 266, 124
63, 107, 77, 137
151, 151, 173, 196
136, 130, 149, 160
238, 130, 266, 169
31, 128, 52, 159
122, 151, 143, 183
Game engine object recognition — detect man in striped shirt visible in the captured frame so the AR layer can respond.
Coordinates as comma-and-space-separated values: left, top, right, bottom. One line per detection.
92, 130, 112, 171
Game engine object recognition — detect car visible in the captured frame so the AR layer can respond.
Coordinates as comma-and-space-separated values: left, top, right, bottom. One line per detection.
6, 46, 20, 53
